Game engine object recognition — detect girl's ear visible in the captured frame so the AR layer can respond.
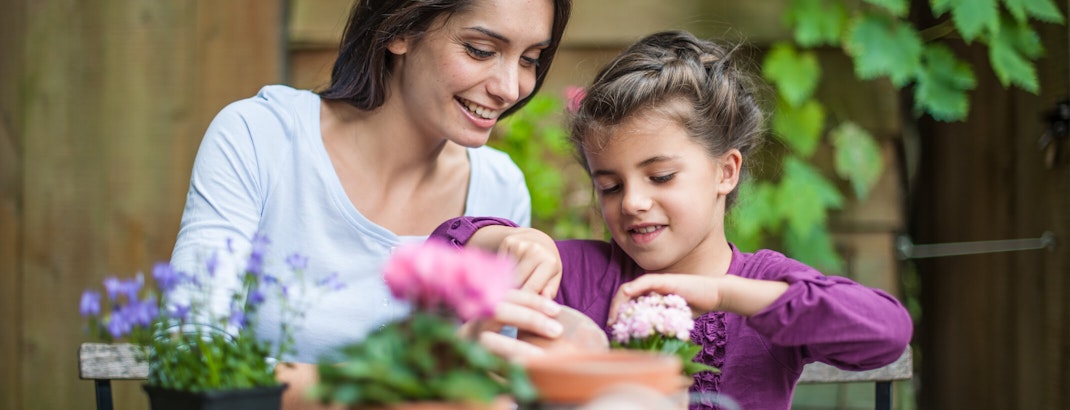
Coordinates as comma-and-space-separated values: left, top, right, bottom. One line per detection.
716, 149, 742, 195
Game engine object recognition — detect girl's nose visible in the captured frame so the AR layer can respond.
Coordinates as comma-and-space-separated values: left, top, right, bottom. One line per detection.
621, 186, 652, 215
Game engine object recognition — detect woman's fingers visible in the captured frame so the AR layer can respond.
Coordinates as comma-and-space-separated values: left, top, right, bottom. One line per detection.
478, 331, 546, 361
496, 290, 564, 339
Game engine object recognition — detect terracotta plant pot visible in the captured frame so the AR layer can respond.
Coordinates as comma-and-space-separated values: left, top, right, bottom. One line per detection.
354, 396, 514, 410
523, 350, 683, 405
517, 305, 609, 354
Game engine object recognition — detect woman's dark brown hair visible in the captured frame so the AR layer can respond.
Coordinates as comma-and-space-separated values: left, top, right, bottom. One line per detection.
319, 0, 571, 119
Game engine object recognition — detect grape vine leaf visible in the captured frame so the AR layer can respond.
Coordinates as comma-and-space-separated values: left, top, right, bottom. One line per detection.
727, 181, 779, 252
932, 0, 1000, 42
777, 157, 844, 237
988, 20, 1040, 92
864, 0, 909, 17
785, 0, 848, 46
1002, 0, 1065, 23
763, 42, 821, 107
914, 44, 976, 121
784, 224, 844, 274
831, 122, 883, 200
845, 14, 923, 86
772, 98, 826, 158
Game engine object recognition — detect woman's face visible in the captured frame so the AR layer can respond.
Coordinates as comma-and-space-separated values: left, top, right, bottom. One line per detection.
386, 0, 554, 147
584, 112, 739, 274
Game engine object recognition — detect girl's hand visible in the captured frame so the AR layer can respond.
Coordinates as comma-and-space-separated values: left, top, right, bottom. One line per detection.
608, 274, 791, 323
471, 226, 563, 298
608, 274, 724, 324
459, 290, 564, 360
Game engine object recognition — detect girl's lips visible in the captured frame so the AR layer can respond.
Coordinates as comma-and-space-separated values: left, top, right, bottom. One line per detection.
628, 225, 664, 245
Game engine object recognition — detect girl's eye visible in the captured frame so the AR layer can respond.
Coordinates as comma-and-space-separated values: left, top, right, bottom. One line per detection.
596, 183, 621, 195
464, 44, 495, 59
651, 173, 676, 183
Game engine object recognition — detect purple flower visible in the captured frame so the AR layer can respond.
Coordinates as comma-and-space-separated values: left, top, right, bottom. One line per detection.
153, 262, 181, 292
121, 297, 159, 327
248, 289, 266, 306
228, 308, 246, 328
103, 277, 122, 300
245, 233, 271, 276
316, 272, 345, 292
80, 291, 101, 317
285, 253, 308, 271
206, 250, 219, 277
169, 304, 191, 321
106, 314, 132, 339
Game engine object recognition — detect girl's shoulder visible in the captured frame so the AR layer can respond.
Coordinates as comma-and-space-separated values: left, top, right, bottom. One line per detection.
729, 246, 821, 282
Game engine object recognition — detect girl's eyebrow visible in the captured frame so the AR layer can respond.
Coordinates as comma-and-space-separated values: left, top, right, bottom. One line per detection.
464, 26, 551, 48
591, 155, 679, 177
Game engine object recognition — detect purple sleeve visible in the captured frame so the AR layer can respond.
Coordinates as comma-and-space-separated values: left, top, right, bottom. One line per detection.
429, 216, 519, 248
744, 252, 913, 370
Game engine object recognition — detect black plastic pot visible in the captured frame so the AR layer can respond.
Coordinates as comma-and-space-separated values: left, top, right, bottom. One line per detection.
142, 384, 286, 410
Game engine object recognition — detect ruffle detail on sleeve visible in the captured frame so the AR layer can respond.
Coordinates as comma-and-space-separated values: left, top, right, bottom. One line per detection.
689, 311, 726, 409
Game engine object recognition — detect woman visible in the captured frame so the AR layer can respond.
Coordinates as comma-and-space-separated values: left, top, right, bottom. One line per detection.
169, 0, 570, 406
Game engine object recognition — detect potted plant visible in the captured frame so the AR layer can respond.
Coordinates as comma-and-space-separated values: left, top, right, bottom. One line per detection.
79, 234, 343, 410
312, 240, 535, 410
609, 293, 718, 377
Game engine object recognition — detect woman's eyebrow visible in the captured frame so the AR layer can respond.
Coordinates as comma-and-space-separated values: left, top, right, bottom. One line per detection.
465, 26, 551, 47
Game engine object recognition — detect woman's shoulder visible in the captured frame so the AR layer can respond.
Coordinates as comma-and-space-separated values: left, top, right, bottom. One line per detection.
467, 145, 524, 180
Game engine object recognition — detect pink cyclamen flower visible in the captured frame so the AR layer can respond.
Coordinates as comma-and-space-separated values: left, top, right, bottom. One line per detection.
611, 293, 694, 343
383, 240, 515, 321
565, 86, 586, 113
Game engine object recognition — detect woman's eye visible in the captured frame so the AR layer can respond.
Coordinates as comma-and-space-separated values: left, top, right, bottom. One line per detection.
464, 44, 495, 59
651, 173, 675, 183
520, 55, 540, 68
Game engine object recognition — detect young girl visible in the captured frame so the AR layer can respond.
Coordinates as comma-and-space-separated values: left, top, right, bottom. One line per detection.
432, 30, 912, 409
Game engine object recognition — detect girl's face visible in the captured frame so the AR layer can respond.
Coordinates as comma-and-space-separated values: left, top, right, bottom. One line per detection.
386, 0, 553, 147
584, 112, 740, 274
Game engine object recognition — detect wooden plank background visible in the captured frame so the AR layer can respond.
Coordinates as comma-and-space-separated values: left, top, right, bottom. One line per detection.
12, 1, 1067, 409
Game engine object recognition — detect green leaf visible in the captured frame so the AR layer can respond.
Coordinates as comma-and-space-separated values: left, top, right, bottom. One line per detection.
776, 157, 844, 237
844, 15, 923, 86
987, 20, 1040, 92
831, 122, 883, 200
785, 0, 849, 46
784, 224, 845, 274
1002, 0, 1066, 23
728, 181, 780, 247
941, 0, 1000, 42
762, 42, 822, 107
1001, 16, 1045, 59
864, 0, 909, 17
914, 43, 976, 121
772, 98, 826, 158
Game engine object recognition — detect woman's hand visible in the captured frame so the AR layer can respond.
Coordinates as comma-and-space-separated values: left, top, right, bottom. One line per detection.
460, 290, 564, 360
470, 226, 563, 298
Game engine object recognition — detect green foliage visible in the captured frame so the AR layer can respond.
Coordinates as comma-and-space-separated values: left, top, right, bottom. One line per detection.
914, 43, 976, 120
763, 43, 821, 107
733, 0, 1062, 273
612, 333, 718, 377
845, 14, 923, 86
785, 0, 849, 46
314, 311, 535, 406
831, 122, 883, 200
493, 94, 595, 239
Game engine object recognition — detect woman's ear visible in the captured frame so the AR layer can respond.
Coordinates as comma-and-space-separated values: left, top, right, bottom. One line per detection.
716, 149, 742, 195
386, 36, 410, 56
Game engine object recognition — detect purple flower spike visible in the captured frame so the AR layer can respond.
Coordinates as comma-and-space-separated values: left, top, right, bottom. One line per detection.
285, 253, 308, 271
80, 291, 101, 317
170, 304, 191, 321
248, 289, 266, 306
206, 250, 219, 277
316, 272, 346, 291
153, 262, 180, 292
103, 277, 122, 301
228, 308, 246, 328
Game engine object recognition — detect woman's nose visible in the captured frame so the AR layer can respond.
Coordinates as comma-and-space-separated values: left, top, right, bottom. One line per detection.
487, 61, 524, 105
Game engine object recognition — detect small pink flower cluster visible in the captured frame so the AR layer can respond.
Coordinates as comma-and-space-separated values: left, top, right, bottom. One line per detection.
611, 293, 694, 343
383, 240, 514, 322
